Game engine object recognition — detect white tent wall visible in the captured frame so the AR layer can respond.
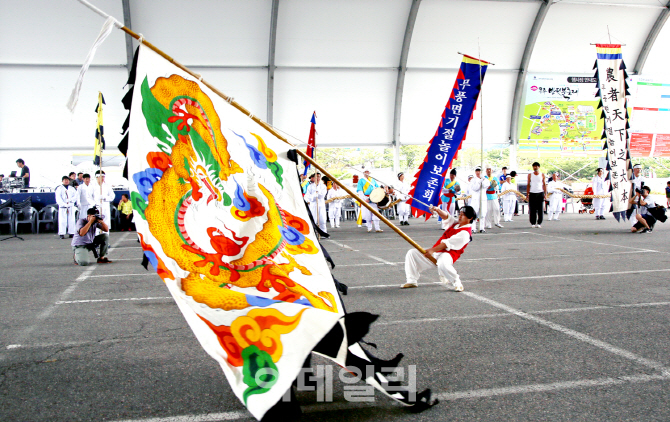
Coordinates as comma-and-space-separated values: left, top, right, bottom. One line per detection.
529, 2, 660, 74
273, 68, 397, 146
0, 0, 127, 65
407, 0, 540, 70
129, 0, 272, 66
274, 0, 409, 67
640, 6, 670, 77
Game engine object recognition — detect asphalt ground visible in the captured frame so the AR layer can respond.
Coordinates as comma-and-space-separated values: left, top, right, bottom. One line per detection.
1, 210, 670, 421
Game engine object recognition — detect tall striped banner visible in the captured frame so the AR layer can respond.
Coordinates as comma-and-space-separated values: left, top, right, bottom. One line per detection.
94, 92, 106, 166
594, 44, 632, 221
408, 55, 488, 219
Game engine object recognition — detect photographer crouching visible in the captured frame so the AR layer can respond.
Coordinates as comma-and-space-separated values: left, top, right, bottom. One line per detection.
631, 186, 656, 234
71, 207, 113, 265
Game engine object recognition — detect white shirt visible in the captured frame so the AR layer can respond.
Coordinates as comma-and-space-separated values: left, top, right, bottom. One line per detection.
395, 181, 411, 203
632, 173, 645, 192
469, 176, 490, 203
91, 181, 116, 208
547, 180, 566, 195
55, 184, 77, 208
529, 172, 544, 193
305, 182, 326, 204
640, 196, 656, 216
439, 213, 472, 251
327, 188, 344, 204
75, 183, 94, 209
501, 182, 515, 200
592, 175, 606, 195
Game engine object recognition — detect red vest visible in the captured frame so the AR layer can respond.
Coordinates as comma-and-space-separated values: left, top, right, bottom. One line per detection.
432, 224, 472, 262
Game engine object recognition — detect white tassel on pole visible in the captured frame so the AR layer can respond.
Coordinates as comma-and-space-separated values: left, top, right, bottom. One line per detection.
66, 15, 120, 113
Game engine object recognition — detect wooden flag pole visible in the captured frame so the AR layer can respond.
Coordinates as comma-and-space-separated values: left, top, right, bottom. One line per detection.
75, 0, 436, 264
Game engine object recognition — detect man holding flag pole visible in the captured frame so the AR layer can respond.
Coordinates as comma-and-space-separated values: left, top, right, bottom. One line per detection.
91, 92, 114, 231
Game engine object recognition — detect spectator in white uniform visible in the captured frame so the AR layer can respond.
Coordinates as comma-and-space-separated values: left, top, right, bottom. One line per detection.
463, 175, 473, 207
395, 172, 412, 226
55, 175, 77, 239
592, 168, 607, 220
501, 175, 516, 222
326, 182, 344, 229
91, 170, 115, 231
484, 166, 502, 229
469, 167, 490, 233
547, 172, 567, 221
75, 173, 94, 218
305, 172, 327, 233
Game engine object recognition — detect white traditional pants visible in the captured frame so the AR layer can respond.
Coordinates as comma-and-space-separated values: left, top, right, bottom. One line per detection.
328, 203, 342, 228
397, 202, 411, 223
471, 199, 487, 231
593, 197, 607, 217
548, 195, 563, 220
362, 202, 381, 231
78, 204, 91, 220
58, 206, 76, 235
503, 199, 516, 221
309, 201, 327, 233
440, 200, 456, 217
485, 199, 500, 227
405, 249, 460, 286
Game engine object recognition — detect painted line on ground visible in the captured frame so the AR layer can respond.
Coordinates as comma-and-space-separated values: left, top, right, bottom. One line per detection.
332, 250, 651, 268
86, 273, 153, 278
9, 233, 131, 346
463, 291, 670, 376
106, 373, 670, 422
378, 301, 670, 326
56, 296, 171, 304
10, 265, 98, 346
436, 373, 670, 401
481, 268, 670, 282
324, 239, 395, 265
336, 263, 386, 268
348, 268, 670, 289
336, 231, 532, 242
324, 239, 358, 252
527, 231, 659, 253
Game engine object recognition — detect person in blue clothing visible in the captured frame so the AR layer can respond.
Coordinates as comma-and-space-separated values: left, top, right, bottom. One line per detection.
665, 181, 670, 208
356, 170, 382, 233
440, 169, 460, 218
498, 166, 508, 185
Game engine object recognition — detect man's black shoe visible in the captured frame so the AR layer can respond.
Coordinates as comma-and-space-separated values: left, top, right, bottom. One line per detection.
60, 235, 65, 239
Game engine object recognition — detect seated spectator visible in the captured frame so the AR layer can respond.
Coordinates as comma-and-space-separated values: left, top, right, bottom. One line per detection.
71, 207, 112, 265
118, 193, 134, 231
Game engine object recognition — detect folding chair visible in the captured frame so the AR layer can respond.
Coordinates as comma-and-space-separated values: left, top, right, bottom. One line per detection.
37, 205, 58, 234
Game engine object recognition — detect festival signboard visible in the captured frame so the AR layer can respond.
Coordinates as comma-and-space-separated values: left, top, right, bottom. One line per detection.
518, 74, 604, 157
628, 76, 670, 157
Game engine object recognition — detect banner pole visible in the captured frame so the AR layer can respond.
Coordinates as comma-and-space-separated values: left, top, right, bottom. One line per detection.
74, 3, 436, 264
